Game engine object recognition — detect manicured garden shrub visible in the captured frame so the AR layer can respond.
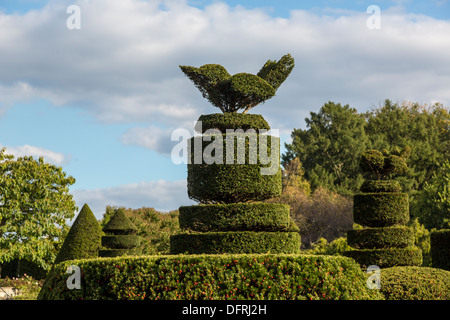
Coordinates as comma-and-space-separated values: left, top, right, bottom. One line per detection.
195, 113, 270, 133
187, 132, 281, 203
178, 203, 296, 232
430, 229, 450, 270
344, 247, 422, 268
37, 254, 384, 300
347, 226, 414, 249
170, 232, 301, 254
53, 204, 102, 264
345, 147, 422, 268
99, 208, 141, 258
353, 193, 409, 227
380, 266, 450, 300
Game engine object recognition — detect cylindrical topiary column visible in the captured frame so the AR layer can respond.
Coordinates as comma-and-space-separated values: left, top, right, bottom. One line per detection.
170, 113, 301, 254
344, 149, 422, 268
430, 229, 450, 270
99, 208, 141, 258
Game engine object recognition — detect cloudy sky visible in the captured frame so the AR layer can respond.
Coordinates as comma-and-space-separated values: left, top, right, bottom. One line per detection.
1, 0, 449, 219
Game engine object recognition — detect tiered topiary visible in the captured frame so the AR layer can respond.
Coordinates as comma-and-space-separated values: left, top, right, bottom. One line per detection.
170, 54, 301, 254
99, 208, 141, 257
54, 203, 102, 264
344, 147, 422, 268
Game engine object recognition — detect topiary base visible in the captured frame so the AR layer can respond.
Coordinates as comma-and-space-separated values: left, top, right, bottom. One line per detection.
344, 247, 422, 268
347, 226, 414, 249
170, 231, 301, 254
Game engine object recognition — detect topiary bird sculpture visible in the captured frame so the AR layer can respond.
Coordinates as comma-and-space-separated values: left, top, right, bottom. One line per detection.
180, 53, 295, 114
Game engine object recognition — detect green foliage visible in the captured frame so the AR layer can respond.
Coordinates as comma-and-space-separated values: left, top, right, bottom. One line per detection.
344, 247, 423, 268
195, 113, 270, 133
180, 54, 294, 113
360, 180, 402, 193
360, 147, 410, 180
411, 160, 450, 230
54, 204, 102, 264
187, 133, 281, 203
170, 232, 301, 254
347, 226, 415, 249
353, 193, 409, 227
38, 254, 383, 300
284, 100, 450, 196
380, 266, 450, 300
179, 203, 296, 232
430, 229, 450, 270
283, 101, 368, 194
0, 147, 77, 272
99, 208, 141, 258
101, 206, 180, 255
303, 237, 352, 256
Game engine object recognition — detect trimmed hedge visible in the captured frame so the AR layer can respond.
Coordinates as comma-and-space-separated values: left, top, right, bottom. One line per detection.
353, 193, 409, 227
344, 247, 422, 268
38, 254, 384, 300
360, 180, 402, 193
195, 113, 270, 134
347, 226, 414, 249
178, 203, 297, 232
99, 208, 141, 258
170, 231, 301, 254
53, 204, 102, 264
430, 229, 450, 270
380, 266, 450, 300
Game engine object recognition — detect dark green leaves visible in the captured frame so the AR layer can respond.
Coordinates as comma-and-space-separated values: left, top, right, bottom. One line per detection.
180, 54, 294, 113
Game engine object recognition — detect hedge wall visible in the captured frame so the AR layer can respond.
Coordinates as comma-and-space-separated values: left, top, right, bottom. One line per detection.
353, 193, 409, 227
380, 266, 450, 300
38, 254, 384, 300
170, 231, 301, 254
178, 203, 296, 232
430, 230, 450, 270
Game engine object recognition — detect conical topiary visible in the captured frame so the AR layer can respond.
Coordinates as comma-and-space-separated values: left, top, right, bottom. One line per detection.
99, 208, 141, 257
54, 203, 102, 264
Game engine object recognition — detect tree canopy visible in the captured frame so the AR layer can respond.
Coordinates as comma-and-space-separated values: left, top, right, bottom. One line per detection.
180, 53, 295, 113
0, 147, 77, 272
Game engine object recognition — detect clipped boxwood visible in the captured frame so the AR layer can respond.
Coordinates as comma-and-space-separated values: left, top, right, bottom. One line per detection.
430, 229, 450, 270
380, 266, 450, 300
195, 113, 270, 133
179, 203, 296, 232
102, 235, 141, 249
347, 226, 414, 249
187, 132, 281, 203
353, 193, 409, 227
344, 247, 422, 268
360, 180, 402, 193
38, 254, 384, 300
170, 231, 301, 254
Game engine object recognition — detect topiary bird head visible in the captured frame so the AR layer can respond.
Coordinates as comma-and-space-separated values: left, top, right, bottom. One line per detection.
360, 146, 411, 180
180, 54, 295, 114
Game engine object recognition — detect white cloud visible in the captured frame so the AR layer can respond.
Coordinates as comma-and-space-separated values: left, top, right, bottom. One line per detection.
1, 144, 69, 165
0, 0, 449, 130
72, 179, 195, 219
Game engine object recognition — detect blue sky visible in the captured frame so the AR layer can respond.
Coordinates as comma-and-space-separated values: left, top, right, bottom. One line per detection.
1, 0, 449, 219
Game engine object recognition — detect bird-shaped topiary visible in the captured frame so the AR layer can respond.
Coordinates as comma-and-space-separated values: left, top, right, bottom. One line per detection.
180, 53, 295, 114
